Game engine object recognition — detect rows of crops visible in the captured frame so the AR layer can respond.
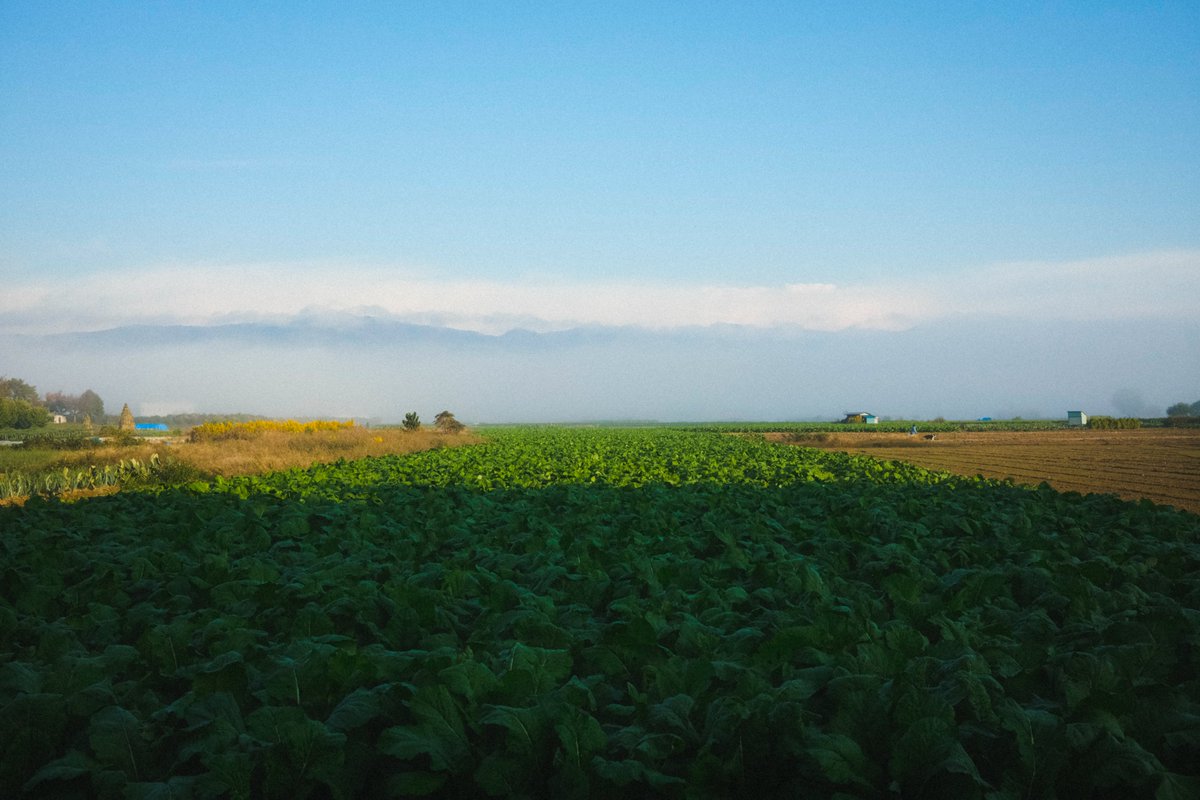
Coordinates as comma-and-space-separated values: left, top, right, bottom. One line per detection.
0, 454, 172, 501
2, 428, 1199, 798
0, 426, 101, 442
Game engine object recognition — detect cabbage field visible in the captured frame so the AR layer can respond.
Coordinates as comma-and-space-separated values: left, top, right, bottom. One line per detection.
2, 428, 1198, 798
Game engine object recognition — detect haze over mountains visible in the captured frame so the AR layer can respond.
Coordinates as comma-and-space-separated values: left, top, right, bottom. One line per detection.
4, 313, 1193, 423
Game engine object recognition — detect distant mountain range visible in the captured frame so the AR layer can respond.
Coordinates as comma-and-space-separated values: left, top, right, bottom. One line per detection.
3, 314, 1195, 422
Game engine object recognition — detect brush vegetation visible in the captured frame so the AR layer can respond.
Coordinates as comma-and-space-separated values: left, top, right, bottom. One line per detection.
180, 426, 477, 477
0, 422, 477, 503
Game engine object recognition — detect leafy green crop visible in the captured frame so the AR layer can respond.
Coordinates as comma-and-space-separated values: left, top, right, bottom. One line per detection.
1, 428, 1198, 798
0, 454, 169, 500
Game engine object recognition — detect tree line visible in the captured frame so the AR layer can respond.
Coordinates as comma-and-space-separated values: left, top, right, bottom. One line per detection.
0, 376, 106, 429
1166, 400, 1200, 417
401, 410, 465, 433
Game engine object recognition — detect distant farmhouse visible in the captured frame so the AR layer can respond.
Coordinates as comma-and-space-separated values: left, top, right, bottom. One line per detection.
1067, 410, 1088, 427
51, 414, 67, 424
842, 412, 878, 424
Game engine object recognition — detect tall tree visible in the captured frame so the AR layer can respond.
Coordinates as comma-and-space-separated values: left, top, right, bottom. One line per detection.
0, 376, 40, 404
42, 389, 105, 422
78, 389, 105, 422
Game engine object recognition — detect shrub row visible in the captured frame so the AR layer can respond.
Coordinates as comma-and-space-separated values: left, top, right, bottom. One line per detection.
1087, 416, 1142, 430
188, 419, 356, 442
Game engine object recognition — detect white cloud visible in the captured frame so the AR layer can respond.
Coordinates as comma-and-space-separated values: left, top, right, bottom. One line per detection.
1, 249, 1196, 335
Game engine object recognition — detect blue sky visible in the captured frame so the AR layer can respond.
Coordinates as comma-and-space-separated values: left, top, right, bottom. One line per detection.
1, 2, 1197, 419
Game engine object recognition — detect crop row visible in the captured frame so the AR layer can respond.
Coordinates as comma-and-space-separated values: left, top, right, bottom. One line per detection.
1, 428, 1198, 798
0, 454, 166, 501
0, 425, 100, 442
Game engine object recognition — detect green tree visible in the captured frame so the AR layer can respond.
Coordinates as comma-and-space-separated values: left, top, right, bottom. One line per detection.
0, 397, 50, 429
42, 389, 106, 422
1167, 401, 1197, 417
434, 410, 465, 433
0, 376, 40, 404
403, 412, 421, 431
78, 389, 105, 422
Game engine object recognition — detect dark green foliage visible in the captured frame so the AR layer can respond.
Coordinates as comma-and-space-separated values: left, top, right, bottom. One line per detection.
0, 376, 41, 404
0, 398, 50, 429
1166, 401, 1200, 417
14, 433, 96, 450
1087, 416, 1142, 429
0, 425, 91, 443
1, 428, 1198, 798
404, 412, 422, 431
0, 454, 175, 500
43, 389, 105, 424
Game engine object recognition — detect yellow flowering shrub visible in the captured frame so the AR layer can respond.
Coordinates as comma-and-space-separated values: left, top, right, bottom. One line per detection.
188, 419, 356, 442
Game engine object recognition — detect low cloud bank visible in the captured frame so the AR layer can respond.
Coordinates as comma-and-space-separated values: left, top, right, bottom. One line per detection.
2, 250, 1195, 336
2, 315, 1195, 423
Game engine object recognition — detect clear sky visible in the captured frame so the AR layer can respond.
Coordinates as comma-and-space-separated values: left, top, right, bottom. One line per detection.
1, 2, 1198, 419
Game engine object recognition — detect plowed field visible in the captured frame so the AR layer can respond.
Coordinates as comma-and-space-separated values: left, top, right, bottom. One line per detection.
772, 428, 1200, 515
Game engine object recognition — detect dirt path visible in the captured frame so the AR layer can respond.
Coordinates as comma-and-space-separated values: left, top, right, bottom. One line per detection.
769, 428, 1200, 515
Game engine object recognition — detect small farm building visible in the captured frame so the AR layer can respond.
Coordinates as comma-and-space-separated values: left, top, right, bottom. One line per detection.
135, 423, 170, 431
52, 414, 67, 424
1067, 411, 1088, 427
842, 412, 878, 424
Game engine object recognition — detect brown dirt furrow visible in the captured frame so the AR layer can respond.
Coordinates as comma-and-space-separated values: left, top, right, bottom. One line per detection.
912, 460, 1177, 485
791, 428, 1200, 515
896, 463, 1195, 511
858, 456, 1189, 498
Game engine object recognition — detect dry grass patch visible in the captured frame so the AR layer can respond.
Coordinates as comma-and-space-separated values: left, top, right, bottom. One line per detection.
174, 427, 480, 478
0, 427, 480, 505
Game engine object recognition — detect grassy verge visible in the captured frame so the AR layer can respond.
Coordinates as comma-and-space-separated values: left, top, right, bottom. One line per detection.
0, 426, 479, 503
177, 427, 479, 477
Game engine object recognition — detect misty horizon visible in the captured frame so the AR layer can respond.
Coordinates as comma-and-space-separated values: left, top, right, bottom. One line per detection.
3, 312, 1193, 425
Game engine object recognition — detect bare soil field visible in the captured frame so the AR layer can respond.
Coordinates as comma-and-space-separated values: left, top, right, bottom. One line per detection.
769, 428, 1200, 515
